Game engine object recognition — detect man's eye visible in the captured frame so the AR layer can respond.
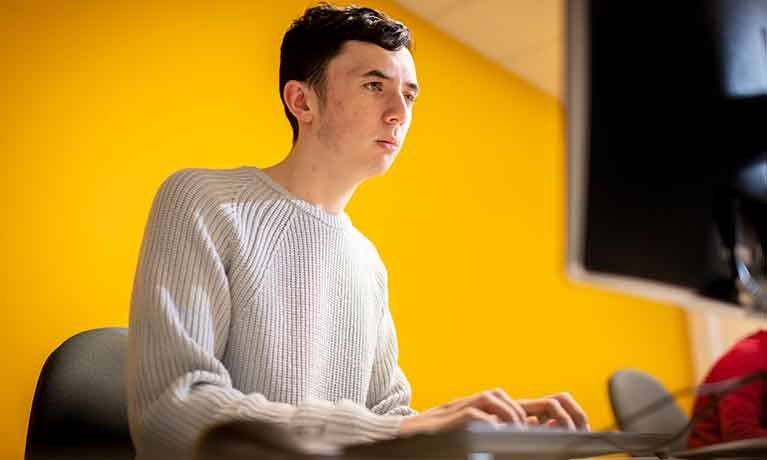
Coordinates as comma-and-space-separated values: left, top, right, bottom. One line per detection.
404, 93, 417, 103
363, 82, 383, 92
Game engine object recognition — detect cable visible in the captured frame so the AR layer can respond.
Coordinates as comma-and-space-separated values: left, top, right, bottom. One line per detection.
558, 371, 767, 458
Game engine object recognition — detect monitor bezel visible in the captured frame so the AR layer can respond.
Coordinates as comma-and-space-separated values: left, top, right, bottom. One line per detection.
564, 0, 761, 318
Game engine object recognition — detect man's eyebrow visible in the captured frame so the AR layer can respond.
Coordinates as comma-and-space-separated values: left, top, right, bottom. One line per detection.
361, 69, 420, 94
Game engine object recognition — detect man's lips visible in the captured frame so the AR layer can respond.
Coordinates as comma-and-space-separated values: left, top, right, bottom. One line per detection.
376, 139, 400, 148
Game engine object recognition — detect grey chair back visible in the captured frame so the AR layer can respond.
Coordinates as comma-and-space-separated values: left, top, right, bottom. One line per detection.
608, 369, 689, 454
25, 327, 135, 460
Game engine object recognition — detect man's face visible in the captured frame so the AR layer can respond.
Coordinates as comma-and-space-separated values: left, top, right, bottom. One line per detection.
313, 40, 418, 181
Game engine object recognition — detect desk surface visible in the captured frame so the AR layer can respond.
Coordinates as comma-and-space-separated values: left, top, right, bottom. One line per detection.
195, 421, 691, 460
672, 437, 767, 459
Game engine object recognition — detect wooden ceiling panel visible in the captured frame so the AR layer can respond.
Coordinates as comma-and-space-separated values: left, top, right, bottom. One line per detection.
393, 0, 563, 99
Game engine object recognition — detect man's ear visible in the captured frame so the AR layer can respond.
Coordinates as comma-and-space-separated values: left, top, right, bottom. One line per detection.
283, 81, 316, 124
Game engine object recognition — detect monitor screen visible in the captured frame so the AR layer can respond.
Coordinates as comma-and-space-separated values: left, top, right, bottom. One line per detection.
566, 0, 767, 315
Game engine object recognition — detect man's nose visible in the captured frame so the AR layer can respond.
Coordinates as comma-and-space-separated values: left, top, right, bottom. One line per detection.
384, 92, 408, 126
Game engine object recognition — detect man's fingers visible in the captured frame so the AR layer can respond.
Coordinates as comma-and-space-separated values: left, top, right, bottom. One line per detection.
522, 393, 589, 431
401, 391, 590, 438
491, 388, 527, 426
543, 399, 576, 431
549, 392, 590, 431
476, 391, 524, 426
445, 390, 525, 426
442, 407, 501, 430
519, 398, 576, 431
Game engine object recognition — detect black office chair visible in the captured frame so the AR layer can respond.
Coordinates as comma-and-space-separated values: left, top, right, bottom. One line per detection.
25, 327, 135, 460
608, 369, 690, 454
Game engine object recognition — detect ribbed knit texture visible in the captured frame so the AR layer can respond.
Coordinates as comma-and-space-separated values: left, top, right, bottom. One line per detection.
126, 167, 416, 459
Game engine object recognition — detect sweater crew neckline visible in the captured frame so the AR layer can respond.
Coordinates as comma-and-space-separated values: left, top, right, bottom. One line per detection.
247, 166, 352, 229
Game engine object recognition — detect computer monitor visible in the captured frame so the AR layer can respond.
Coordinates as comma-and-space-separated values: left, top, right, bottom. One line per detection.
566, 0, 767, 315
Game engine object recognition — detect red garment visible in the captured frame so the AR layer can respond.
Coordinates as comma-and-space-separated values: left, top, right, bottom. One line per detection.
688, 330, 767, 448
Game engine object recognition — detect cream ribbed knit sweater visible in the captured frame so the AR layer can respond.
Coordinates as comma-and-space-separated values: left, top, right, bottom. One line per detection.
126, 167, 416, 458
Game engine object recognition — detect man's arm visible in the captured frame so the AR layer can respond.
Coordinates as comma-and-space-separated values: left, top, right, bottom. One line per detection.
127, 170, 403, 458
366, 304, 418, 416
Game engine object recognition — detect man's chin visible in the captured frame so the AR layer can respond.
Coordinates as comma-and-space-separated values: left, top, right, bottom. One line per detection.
367, 155, 397, 178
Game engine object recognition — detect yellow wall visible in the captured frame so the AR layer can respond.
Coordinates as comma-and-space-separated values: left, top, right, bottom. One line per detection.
1, 0, 694, 458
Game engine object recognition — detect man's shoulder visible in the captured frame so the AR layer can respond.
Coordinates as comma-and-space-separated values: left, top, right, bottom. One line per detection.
154, 167, 287, 211
158, 167, 256, 200
147, 168, 273, 234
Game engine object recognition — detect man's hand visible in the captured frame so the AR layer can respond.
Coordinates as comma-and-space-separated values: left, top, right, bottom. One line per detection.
397, 389, 589, 437
518, 393, 590, 431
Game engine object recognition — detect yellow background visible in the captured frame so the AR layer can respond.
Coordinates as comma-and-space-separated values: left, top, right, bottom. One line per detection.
1, 0, 693, 458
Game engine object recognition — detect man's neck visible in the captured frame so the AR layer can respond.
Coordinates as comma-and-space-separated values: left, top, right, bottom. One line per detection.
263, 143, 359, 215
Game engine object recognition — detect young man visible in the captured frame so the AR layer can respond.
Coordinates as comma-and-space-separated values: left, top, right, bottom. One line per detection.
126, 4, 588, 458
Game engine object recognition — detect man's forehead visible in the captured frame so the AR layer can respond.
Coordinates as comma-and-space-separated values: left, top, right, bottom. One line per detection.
335, 41, 416, 78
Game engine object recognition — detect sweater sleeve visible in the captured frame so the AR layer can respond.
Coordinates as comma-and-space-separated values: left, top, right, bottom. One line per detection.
365, 265, 418, 417
366, 305, 418, 417
126, 170, 403, 458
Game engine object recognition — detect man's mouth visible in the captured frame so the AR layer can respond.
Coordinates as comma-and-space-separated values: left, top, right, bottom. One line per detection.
376, 138, 400, 149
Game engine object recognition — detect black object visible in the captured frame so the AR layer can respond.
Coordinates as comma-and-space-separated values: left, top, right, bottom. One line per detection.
25, 327, 135, 460
567, 0, 767, 313
674, 437, 767, 459
196, 418, 673, 460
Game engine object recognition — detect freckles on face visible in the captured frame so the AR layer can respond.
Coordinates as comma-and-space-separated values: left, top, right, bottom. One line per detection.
317, 93, 352, 151
320, 88, 365, 147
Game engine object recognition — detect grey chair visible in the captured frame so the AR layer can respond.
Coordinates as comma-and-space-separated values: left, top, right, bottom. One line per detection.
608, 369, 690, 454
25, 327, 135, 460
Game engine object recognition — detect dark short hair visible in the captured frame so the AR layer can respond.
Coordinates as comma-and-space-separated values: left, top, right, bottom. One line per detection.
279, 3, 413, 143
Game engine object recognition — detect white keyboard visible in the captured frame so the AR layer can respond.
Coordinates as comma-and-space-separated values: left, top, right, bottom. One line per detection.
466, 422, 673, 458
